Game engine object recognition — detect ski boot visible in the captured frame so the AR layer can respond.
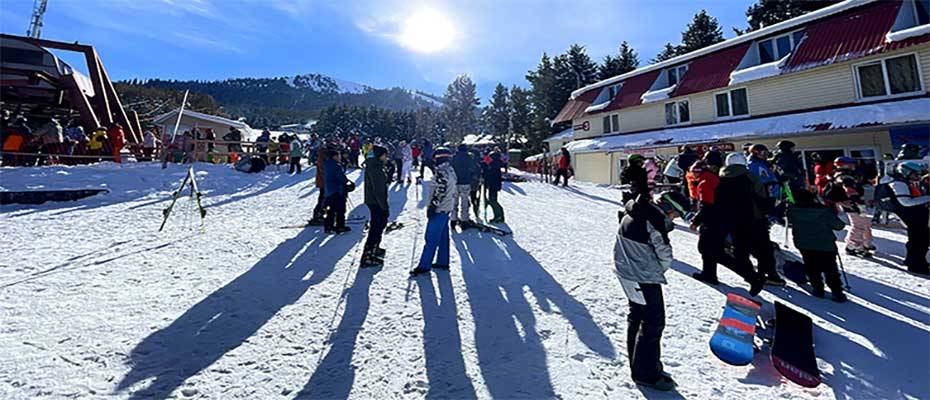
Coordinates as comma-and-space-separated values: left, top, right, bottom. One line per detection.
409, 266, 431, 276
765, 274, 787, 286
334, 226, 352, 234
811, 286, 825, 298
360, 250, 383, 268
307, 217, 324, 226
831, 292, 848, 303
749, 274, 765, 297
633, 375, 676, 392
691, 272, 719, 285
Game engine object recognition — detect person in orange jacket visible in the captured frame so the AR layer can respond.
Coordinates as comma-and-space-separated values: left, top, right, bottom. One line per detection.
108, 123, 125, 163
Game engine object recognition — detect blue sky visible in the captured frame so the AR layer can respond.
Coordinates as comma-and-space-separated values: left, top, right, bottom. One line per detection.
1, 0, 754, 102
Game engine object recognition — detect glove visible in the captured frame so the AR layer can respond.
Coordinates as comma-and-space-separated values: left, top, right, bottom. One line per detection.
427, 206, 437, 219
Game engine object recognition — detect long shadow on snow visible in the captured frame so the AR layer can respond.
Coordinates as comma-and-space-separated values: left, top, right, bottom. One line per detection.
453, 233, 615, 398
501, 182, 527, 196
204, 169, 318, 210
115, 205, 365, 399
389, 180, 411, 220
561, 186, 624, 207
297, 266, 379, 399
671, 259, 929, 399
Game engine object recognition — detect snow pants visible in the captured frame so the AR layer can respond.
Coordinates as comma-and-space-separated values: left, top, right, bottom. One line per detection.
364, 205, 388, 253
898, 207, 930, 272
800, 249, 843, 294
627, 283, 666, 383
394, 159, 404, 182
323, 194, 346, 231
451, 184, 472, 222
748, 222, 778, 278
417, 212, 450, 270
698, 224, 729, 278
312, 188, 326, 221
553, 168, 570, 186
845, 212, 873, 250
723, 225, 767, 283
402, 160, 413, 182
487, 189, 504, 222
288, 156, 302, 174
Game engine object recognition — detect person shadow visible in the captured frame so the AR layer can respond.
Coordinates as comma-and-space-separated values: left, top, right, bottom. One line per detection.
296, 266, 380, 399
671, 259, 929, 399
389, 180, 410, 218
115, 205, 365, 399
453, 233, 615, 399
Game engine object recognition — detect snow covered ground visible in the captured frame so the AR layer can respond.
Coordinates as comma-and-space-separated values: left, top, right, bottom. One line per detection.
1, 162, 927, 399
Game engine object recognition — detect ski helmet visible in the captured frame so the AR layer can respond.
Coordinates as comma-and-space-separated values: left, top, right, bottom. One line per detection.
654, 190, 690, 218
834, 156, 856, 170
725, 153, 748, 166
703, 150, 724, 168
776, 140, 795, 152
433, 147, 452, 163
628, 154, 645, 165
749, 144, 769, 158
896, 161, 928, 178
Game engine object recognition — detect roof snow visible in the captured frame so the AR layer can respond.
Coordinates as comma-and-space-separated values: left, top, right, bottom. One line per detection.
640, 85, 676, 104
886, 24, 930, 43
545, 127, 573, 142
565, 97, 929, 153
729, 55, 790, 86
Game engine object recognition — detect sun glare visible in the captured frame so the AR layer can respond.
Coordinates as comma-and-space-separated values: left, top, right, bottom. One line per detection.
399, 8, 456, 53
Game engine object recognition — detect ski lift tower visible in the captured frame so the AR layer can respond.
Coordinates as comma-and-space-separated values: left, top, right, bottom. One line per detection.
26, 0, 48, 39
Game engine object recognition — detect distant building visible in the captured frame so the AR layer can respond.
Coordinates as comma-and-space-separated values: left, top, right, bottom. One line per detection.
554, 0, 930, 184
153, 109, 252, 139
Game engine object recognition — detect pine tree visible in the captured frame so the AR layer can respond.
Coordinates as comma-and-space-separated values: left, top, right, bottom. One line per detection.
744, 0, 840, 32
487, 83, 511, 141
525, 53, 560, 152
598, 41, 640, 79
651, 42, 681, 63
442, 74, 480, 143
509, 86, 532, 147
553, 44, 599, 105
679, 10, 725, 54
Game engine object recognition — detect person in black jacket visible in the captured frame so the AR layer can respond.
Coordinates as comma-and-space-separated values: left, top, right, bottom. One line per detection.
711, 153, 767, 295
361, 146, 390, 267
483, 151, 505, 223
621, 154, 649, 203
772, 140, 805, 193
323, 149, 350, 234
451, 144, 479, 228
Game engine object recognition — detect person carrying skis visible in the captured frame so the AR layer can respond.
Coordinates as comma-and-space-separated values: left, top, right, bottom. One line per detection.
711, 153, 769, 294
451, 144, 478, 229
825, 157, 874, 256
687, 150, 728, 285
621, 154, 649, 203
410, 147, 457, 275
323, 149, 351, 234
361, 145, 390, 267
888, 162, 930, 274
613, 190, 688, 391
554, 147, 572, 186
787, 189, 848, 302
483, 151, 506, 223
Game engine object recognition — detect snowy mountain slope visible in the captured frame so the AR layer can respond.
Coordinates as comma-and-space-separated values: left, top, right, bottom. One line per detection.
288, 73, 372, 94
0, 163, 927, 399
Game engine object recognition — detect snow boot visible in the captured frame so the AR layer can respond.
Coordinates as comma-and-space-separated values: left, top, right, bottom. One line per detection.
765, 275, 787, 286
409, 266, 431, 276
749, 274, 765, 297
335, 226, 352, 234
634, 375, 676, 392
375, 247, 386, 258
432, 263, 450, 270
811, 286, 825, 298
691, 272, 719, 285
307, 217, 324, 226
450, 220, 458, 230
831, 292, 848, 303
360, 251, 383, 268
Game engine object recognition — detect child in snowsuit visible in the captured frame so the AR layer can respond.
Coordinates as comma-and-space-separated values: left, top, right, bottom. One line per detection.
825, 157, 874, 256
787, 189, 847, 302
613, 190, 688, 391
410, 148, 457, 275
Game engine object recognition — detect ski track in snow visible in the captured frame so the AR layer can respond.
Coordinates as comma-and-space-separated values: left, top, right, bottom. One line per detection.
0, 163, 928, 399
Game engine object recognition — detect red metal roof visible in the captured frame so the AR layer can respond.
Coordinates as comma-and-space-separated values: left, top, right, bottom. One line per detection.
672, 42, 751, 97
600, 69, 662, 112
552, 88, 600, 123
786, 0, 929, 73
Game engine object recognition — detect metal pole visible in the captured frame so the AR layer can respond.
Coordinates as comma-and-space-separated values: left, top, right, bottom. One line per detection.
837, 253, 851, 290
170, 90, 190, 143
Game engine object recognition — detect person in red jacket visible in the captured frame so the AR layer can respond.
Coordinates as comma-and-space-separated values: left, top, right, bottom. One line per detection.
811, 152, 833, 196
108, 123, 125, 163
554, 147, 572, 186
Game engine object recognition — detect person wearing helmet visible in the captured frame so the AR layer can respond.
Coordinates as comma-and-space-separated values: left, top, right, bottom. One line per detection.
825, 156, 874, 256
482, 151, 506, 223
707, 153, 771, 292
889, 161, 930, 274
613, 190, 687, 391
411, 147, 458, 275
621, 154, 649, 203
747, 144, 781, 201
687, 150, 725, 285
772, 140, 805, 193
811, 152, 833, 196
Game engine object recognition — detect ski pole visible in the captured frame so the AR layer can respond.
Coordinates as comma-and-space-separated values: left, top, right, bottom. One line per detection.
837, 253, 851, 290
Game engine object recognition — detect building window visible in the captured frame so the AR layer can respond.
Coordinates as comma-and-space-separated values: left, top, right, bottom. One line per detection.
915, 0, 930, 25
855, 54, 923, 99
603, 114, 620, 133
758, 31, 803, 63
666, 65, 688, 86
607, 84, 621, 99
665, 100, 690, 126
715, 88, 749, 118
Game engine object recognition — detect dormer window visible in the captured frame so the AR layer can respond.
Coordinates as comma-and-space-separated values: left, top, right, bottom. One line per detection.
607, 84, 621, 100
758, 31, 805, 64
666, 65, 688, 86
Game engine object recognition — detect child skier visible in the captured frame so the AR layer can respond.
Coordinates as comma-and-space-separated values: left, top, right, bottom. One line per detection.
614, 190, 688, 391
787, 189, 848, 302
410, 148, 457, 275
825, 157, 874, 257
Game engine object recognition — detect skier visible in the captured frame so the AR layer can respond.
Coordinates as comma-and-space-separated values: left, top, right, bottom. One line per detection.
468, 148, 484, 219
108, 123, 125, 164
88, 126, 108, 162
64, 121, 87, 165
747, 144, 780, 202
419, 139, 435, 181
401, 140, 414, 184
288, 136, 303, 174
323, 149, 351, 234
451, 144, 478, 229
711, 153, 770, 294
772, 140, 805, 193
787, 189, 848, 302
687, 150, 729, 286
308, 146, 329, 226
554, 147, 572, 186
621, 154, 649, 203
361, 145, 390, 268
613, 190, 688, 391
483, 151, 506, 223
811, 152, 833, 196
348, 133, 360, 168
676, 146, 698, 173
410, 148, 457, 275
256, 129, 271, 162
888, 162, 930, 274
825, 157, 874, 257
392, 140, 406, 183
36, 118, 63, 165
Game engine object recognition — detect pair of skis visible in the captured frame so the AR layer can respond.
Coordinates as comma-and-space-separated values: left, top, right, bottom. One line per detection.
709, 293, 820, 388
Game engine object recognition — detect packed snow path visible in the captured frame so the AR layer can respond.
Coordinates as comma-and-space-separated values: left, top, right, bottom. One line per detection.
1, 163, 927, 399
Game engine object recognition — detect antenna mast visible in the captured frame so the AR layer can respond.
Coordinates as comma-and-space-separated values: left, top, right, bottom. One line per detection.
27, 0, 49, 39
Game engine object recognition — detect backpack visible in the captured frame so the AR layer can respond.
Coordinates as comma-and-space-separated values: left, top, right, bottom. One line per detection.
874, 181, 902, 213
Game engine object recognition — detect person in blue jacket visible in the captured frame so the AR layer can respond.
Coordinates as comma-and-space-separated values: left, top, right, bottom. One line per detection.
323, 149, 351, 234
747, 144, 780, 201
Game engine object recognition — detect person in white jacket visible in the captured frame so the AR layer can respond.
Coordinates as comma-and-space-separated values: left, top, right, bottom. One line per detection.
889, 161, 930, 274
401, 141, 414, 184
411, 147, 457, 275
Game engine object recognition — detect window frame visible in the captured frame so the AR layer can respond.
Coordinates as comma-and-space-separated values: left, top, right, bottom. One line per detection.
757, 29, 804, 64
602, 113, 621, 134
664, 99, 691, 126
607, 83, 622, 100
713, 87, 751, 120
852, 52, 925, 101
666, 65, 689, 87
912, 0, 930, 25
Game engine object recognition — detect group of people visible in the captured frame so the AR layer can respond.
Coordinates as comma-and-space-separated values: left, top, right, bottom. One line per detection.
613, 141, 929, 391
1, 112, 127, 166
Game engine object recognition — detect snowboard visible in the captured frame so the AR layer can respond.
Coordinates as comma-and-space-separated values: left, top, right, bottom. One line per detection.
709, 293, 761, 366
771, 301, 821, 388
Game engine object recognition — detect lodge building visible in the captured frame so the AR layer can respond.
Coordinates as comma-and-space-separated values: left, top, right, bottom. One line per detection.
551, 0, 930, 185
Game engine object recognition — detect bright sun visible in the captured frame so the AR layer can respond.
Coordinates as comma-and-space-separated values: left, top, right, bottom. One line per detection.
399, 8, 456, 53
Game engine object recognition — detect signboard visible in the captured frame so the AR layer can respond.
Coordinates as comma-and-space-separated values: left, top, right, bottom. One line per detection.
573, 121, 590, 131
678, 142, 735, 157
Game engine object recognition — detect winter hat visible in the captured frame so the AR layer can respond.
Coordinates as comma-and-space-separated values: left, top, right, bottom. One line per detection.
433, 147, 453, 163
628, 154, 645, 165
725, 153, 747, 166
896, 161, 927, 177
776, 140, 795, 152
833, 156, 856, 170
703, 150, 724, 167
371, 145, 388, 159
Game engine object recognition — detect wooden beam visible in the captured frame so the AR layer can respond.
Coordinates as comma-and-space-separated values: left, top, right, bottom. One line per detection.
59, 73, 101, 133
84, 48, 112, 127
96, 54, 140, 143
